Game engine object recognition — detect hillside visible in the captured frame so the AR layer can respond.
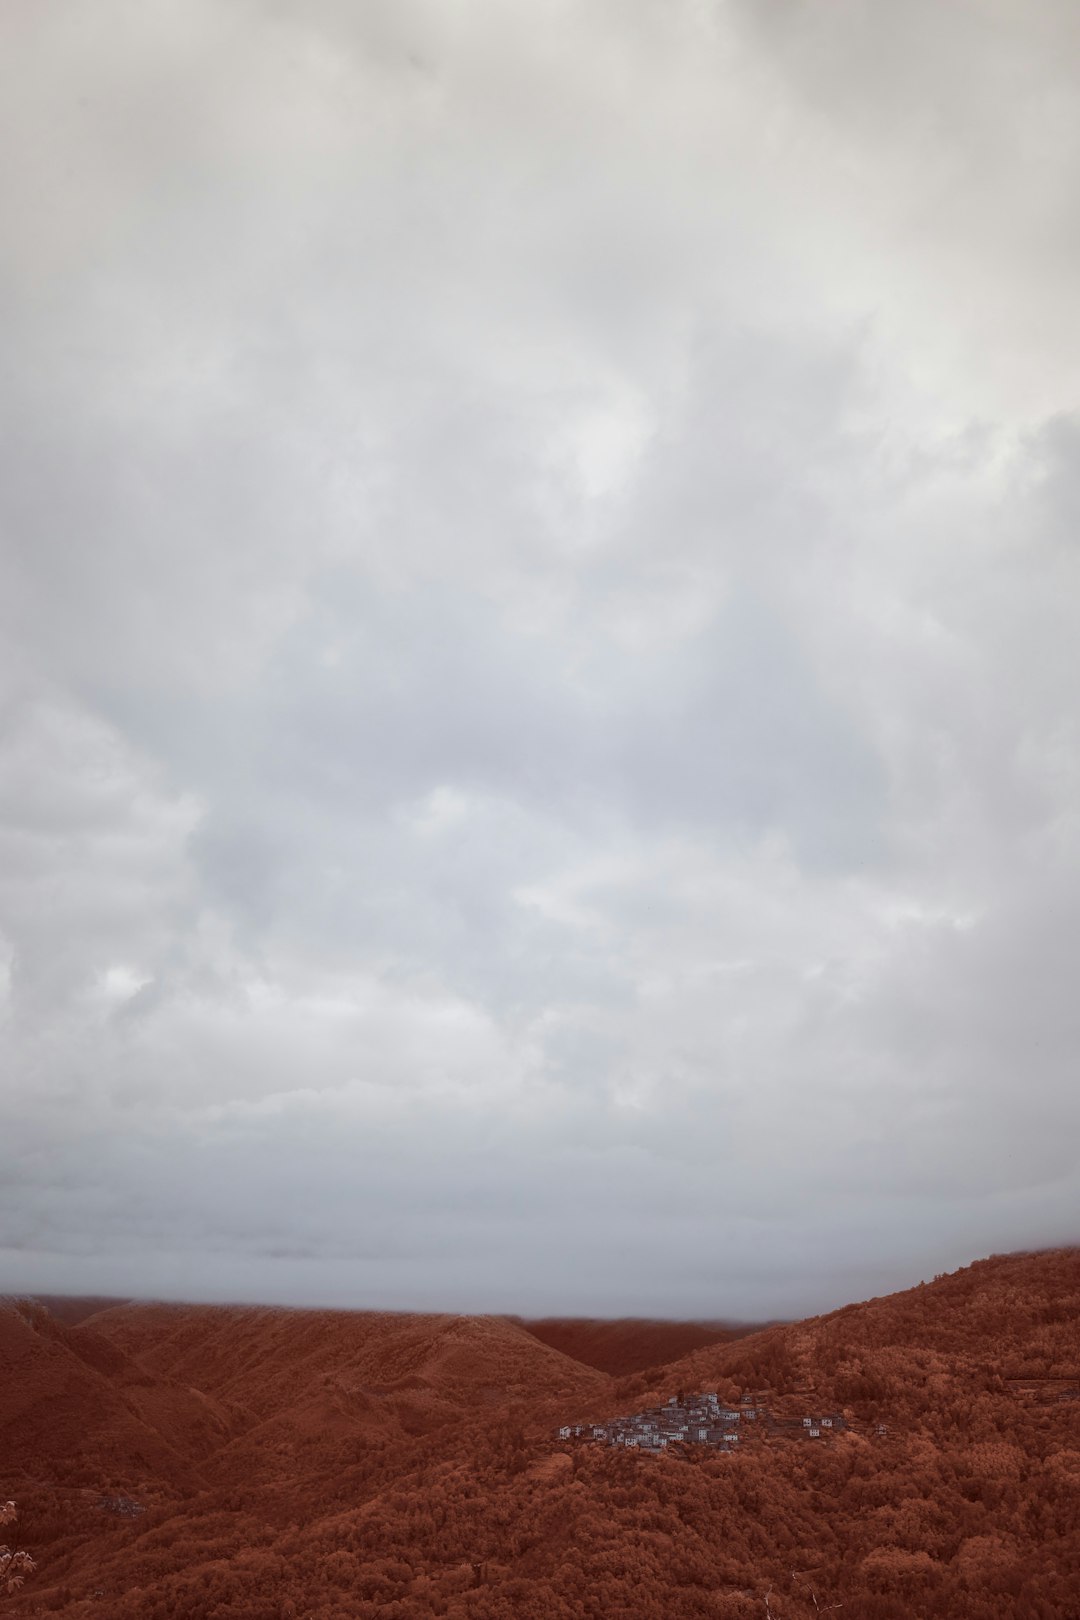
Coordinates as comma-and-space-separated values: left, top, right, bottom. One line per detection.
657, 1246, 1080, 1414
0, 1299, 220, 1495
80, 1304, 609, 1495
24, 1298, 133, 1329
85, 1304, 605, 1417
2, 1250, 1078, 1617
518, 1316, 753, 1376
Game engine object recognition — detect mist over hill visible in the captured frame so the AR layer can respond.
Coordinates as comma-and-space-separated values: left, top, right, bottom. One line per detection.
2, 1249, 1077, 1617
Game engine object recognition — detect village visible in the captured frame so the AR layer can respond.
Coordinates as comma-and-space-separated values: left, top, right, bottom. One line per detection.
556, 1374, 1080, 1458
558, 1390, 847, 1455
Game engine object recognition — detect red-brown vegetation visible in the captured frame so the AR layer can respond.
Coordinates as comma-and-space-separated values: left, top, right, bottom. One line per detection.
2, 1249, 1078, 1616
518, 1317, 755, 1377
24, 1301, 132, 1331
1, 1501, 36, 1595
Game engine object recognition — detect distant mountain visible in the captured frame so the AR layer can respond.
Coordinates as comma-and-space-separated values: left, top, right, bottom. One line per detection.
3, 1250, 1078, 1618
25, 1295, 133, 1328
86, 1302, 607, 1414
517, 1315, 758, 1376
83, 1303, 609, 1495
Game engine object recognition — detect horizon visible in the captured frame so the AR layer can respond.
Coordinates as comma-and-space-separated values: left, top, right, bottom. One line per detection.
0, 1244, 1021, 1322
13, 1243, 1073, 1327
3, 2, 1080, 1316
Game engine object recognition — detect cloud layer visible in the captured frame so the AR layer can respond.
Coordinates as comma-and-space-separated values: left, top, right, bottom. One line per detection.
2, 0, 1080, 1316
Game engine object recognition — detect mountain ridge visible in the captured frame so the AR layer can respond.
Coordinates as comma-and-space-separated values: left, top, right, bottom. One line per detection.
2, 1247, 1077, 1617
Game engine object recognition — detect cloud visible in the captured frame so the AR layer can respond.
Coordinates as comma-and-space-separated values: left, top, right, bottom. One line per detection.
1, 0, 1079, 1317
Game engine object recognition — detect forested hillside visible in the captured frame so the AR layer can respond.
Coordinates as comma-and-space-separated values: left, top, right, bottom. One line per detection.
2, 1250, 1077, 1617
517, 1317, 752, 1377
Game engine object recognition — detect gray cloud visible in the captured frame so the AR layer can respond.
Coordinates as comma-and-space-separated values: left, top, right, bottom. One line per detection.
1, 0, 1079, 1319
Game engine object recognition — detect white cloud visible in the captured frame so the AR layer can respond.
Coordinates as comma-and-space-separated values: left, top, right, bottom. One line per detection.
1, 0, 1078, 1316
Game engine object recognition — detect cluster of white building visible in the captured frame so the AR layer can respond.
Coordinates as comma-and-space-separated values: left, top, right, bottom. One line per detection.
558, 1391, 845, 1454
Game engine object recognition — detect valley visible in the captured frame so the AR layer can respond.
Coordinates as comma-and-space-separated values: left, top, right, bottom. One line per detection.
1, 1249, 1078, 1617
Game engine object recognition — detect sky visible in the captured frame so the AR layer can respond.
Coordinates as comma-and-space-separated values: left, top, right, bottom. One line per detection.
2, 0, 1080, 1321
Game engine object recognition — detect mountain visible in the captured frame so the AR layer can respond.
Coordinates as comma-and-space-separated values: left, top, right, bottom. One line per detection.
658, 1245, 1080, 1412
82, 1304, 608, 1494
0, 1298, 219, 1495
517, 1316, 756, 1376
3, 1249, 1078, 1618
86, 1303, 606, 1416
21, 1297, 133, 1328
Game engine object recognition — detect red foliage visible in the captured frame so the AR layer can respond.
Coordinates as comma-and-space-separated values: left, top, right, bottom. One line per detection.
2, 1248, 1079, 1617
518, 1317, 754, 1377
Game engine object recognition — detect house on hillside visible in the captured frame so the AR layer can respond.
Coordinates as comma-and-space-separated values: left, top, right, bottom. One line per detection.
556, 1389, 843, 1456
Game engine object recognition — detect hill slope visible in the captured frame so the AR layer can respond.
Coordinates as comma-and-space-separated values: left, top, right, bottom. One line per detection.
0, 1299, 219, 1495
86, 1302, 606, 1417
4, 1250, 1078, 1619
658, 1246, 1080, 1415
26, 1297, 132, 1328
518, 1316, 754, 1376
83, 1304, 609, 1494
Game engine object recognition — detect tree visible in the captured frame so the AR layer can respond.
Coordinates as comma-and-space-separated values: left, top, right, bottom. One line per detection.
0, 1503, 35, 1597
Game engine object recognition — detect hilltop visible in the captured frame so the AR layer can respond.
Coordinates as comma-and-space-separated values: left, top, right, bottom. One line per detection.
1, 1249, 1077, 1617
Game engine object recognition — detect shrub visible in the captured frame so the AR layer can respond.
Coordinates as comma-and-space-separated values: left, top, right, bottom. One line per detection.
0, 1502, 35, 1595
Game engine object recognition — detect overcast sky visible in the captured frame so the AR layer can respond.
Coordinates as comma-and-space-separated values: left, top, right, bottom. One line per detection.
2, 0, 1080, 1321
